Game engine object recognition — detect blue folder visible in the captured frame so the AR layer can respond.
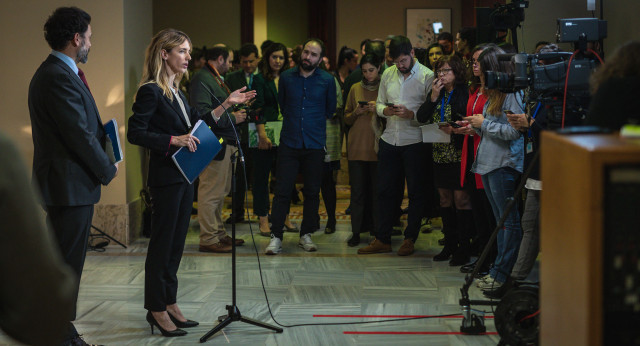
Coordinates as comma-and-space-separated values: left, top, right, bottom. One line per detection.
172, 120, 223, 184
104, 119, 123, 163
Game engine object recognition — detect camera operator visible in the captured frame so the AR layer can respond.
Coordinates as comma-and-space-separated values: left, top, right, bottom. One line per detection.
464, 45, 525, 290
587, 40, 640, 131
483, 44, 559, 299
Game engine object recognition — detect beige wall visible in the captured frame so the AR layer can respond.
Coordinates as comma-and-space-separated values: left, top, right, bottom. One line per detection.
337, 0, 462, 62
124, 0, 154, 203
0, 0, 132, 206
267, 0, 309, 48
152, 0, 242, 49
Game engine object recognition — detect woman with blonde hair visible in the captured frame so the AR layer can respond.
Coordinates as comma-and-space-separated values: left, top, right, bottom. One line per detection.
128, 28, 254, 337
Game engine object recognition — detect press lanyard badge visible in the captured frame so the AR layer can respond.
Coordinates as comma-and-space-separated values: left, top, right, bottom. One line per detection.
526, 141, 533, 154
440, 90, 453, 122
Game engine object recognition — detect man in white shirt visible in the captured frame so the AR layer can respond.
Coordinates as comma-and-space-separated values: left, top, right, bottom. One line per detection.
358, 35, 434, 256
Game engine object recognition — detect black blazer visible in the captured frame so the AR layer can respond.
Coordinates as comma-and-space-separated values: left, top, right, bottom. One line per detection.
252, 73, 280, 124
128, 82, 215, 187
416, 84, 469, 148
225, 69, 250, 91
28, 54, 116, 206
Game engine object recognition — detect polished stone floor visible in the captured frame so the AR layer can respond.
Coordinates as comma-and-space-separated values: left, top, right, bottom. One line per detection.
0, 219, 507, 345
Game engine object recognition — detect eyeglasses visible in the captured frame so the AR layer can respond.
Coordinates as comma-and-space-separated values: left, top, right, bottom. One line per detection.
436, 68, 452, 75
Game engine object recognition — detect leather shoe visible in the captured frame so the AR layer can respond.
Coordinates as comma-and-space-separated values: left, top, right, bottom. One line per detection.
347, 234, 360, 247
225, 215, 245, 224
357, 239, 392, 254
433, 246, 455, 261
283, 222, 299, 233
70, 334, 102, 346
198, 242, 232, 253
397, 239, 415, 256
220, 235, 244, 246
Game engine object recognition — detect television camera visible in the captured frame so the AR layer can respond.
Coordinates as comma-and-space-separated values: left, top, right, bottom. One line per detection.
484, 18, 607, 128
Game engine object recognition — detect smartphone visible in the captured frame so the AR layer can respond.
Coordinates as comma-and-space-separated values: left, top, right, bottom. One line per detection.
358, 101, 369, 106
504, 110, 514, 115
385, 102, 396, 108
437, 122, 450, 127
448, 121, 462, 128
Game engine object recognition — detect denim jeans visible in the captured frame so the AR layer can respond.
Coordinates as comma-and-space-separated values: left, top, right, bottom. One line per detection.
481, 167, 522, 283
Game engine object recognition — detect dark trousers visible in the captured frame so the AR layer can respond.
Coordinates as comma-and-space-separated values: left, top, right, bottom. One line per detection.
231, 145, 251, 219
421, 143, 438, 219
252, 147, 277, 217
348, 160, 377, 234
270, 144, 324, 239
145, 182, 193, 311
321, 162, 337, 227
376, 140, 427, 244
46, 204, 93, 321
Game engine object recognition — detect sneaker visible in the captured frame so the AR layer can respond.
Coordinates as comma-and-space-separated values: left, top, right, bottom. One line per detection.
298, 234, 317, 252
265, 236, 282, 255
476, 274, 502, 289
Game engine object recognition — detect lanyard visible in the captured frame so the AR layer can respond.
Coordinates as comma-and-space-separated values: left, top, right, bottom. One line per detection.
440, 89, 453, 122
471, 90, 483, 114
206, 62, 232, 95
528, 102, 541, 138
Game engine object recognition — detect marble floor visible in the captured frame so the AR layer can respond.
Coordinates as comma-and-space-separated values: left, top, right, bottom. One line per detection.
1, 191, 515, 345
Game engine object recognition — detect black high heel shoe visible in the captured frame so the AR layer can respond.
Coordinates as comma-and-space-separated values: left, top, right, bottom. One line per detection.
146, 311, 187, 337
168, 311, 199, 328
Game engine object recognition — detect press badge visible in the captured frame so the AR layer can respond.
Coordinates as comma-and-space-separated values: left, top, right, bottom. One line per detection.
526, 141, 533, 154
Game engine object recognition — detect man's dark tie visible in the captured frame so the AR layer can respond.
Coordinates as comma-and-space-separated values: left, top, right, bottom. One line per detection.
78, 68, 91, 93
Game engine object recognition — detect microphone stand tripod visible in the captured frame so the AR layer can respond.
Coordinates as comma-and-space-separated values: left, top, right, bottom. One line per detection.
199, 83, 283, 343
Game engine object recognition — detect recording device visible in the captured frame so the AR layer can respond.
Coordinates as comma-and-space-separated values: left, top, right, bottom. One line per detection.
432, 22, 443, 35
484, 18, 607, 127
490, 0, 529, 31
358, 101, 369, 106
438, 121, 462, 128
385, 102, 396, 107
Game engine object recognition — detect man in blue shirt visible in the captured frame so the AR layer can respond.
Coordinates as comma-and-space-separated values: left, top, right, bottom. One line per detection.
265, 38, 337, 255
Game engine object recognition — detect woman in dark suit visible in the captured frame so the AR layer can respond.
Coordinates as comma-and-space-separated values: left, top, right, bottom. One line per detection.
251, 42, 297, 236
128, 28, 254, 337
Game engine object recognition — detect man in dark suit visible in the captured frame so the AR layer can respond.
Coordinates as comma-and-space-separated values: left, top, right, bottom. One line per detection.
28, 7, 118, 345
224, 43, 259, 223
